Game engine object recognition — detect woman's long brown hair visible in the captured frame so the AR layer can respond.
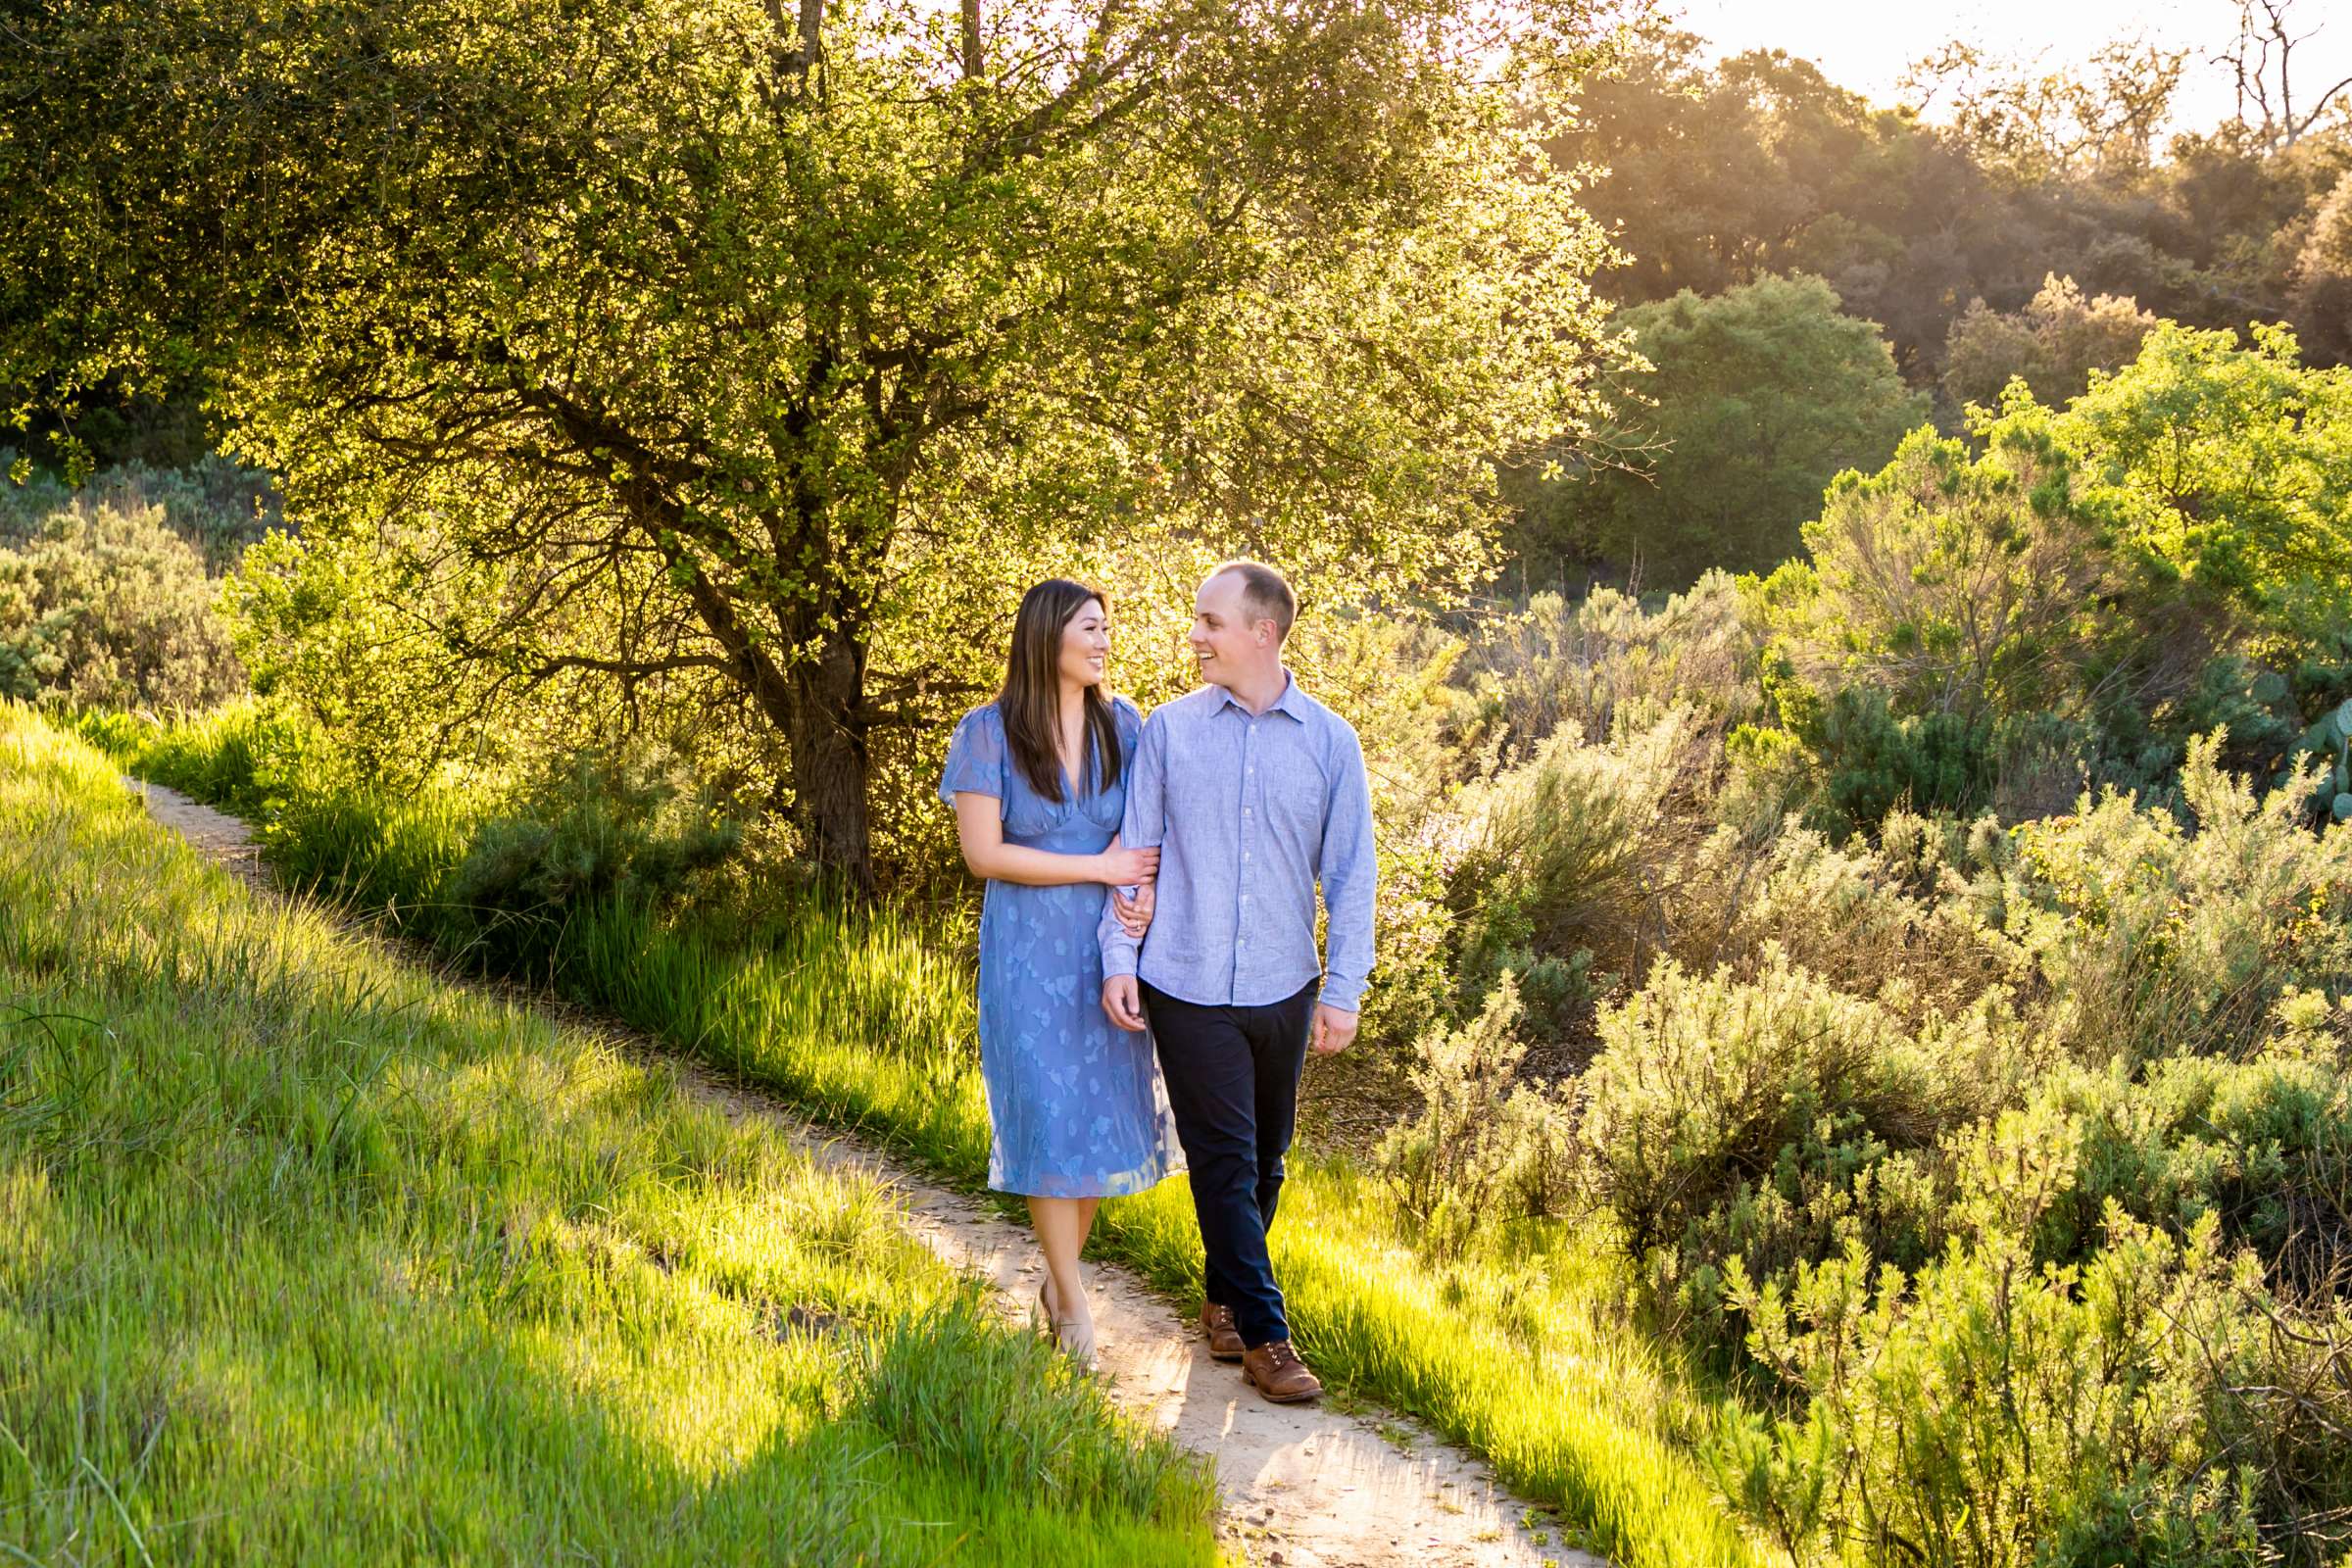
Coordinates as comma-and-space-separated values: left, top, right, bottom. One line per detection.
1000, 579, 1121, 805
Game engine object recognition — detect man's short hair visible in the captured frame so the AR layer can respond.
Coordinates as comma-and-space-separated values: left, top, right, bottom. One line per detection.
1212, 560, 1298, 641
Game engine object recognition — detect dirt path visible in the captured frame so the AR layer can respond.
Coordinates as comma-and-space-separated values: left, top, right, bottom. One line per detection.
133, 778, 1595, 1568
135, 778, 267, 885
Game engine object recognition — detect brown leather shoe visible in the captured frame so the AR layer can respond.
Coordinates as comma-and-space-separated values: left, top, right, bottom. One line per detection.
1200, 1301, 1246, 1362
1241, 1340, 1323, 1403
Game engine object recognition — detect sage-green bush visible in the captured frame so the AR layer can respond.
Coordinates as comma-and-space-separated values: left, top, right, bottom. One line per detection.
1679, 809, 2007, 1023
1457, 572, 1757, 769
438, 749, 743, 972
1374, 978, 1578, 1260
1446, 706, 1708, 1041
1577, 955, 2006, 1314
2023, 1033, 2352, 1289
1584, 736, 2352, 1561
0, 454, 276, 568
1983, 735, 2352, 1065
1718, 1200, 2286, 1568
0, 494, 243, 710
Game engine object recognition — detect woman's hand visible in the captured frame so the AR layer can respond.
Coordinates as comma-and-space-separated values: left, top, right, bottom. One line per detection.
1096, 844, 1160, 887
1112, 880, 1154, 938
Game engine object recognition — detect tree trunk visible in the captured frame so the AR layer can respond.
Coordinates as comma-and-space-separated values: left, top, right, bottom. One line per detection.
960, 0, 982, 79
657, 511, 876, 891
784, 615, 874, 892
768, 0, 823, 76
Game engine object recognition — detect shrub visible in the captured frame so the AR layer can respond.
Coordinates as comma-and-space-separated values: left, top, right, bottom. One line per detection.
1577, 955, 1989, 1309
1374, 978, 1578, 1260
1982, 735, 2352, 1065
1741, 412, 2151, 838
1677, 811, 2008, 1025
435, 748, 742, 972
1808, 687, 1995, 834
1719, 1202, 2277, 1568
2170, 657, 2302, 793
1446, 707, 1711, 1041
2024, 1037, 2352, 1290
1716, 1083, 2352, 1568
1761, 419, 2116, 732
1457, 572, 1758, 770
0, 496, 243, 710
0, 454, 277, 570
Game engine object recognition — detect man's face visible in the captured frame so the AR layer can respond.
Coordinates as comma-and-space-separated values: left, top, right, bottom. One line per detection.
1189, 569, 1269, 684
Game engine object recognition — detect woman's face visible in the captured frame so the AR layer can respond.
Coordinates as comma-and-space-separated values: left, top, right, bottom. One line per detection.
1056, 598, 1109, 690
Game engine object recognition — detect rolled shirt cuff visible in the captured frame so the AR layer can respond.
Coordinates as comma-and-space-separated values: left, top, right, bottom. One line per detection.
1317, 975, 1364, 1012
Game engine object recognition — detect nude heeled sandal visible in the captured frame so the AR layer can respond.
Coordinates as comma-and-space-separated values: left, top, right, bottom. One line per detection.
1038, 1272, 1102, 1376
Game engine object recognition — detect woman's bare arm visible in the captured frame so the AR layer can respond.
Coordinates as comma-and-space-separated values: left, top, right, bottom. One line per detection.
952, 794, 1158, 888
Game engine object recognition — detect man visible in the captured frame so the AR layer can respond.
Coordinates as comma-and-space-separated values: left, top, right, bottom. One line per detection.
1099, 560, 1376, 1403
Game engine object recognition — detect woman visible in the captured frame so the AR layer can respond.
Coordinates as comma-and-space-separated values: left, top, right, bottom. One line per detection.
938, 578, 1182, 1370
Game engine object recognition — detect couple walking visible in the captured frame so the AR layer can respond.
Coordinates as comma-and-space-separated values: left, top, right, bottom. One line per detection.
938, 561, 1375, 1403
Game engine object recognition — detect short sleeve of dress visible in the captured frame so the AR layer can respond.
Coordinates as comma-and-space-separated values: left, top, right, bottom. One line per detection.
939, 705, 1006, 807
1111, 697, 1144, 773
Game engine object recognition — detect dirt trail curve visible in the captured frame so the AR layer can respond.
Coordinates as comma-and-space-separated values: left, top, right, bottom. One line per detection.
132, 777, 1597, 1568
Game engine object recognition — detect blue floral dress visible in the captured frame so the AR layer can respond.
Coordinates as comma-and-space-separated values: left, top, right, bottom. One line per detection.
939, 699, 1184, 1198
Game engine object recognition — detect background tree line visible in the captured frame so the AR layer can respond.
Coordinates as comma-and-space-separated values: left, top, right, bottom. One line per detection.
1510, 2, 2352, 594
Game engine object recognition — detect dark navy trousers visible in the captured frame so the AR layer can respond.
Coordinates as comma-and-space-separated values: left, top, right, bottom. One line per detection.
1140, 978, 1318, 1348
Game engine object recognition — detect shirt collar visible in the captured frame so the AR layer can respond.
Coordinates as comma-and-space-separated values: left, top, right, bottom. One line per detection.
1217, 669, 1311, 722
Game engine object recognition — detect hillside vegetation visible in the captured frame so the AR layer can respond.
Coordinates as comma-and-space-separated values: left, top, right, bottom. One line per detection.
0, 708, 1214, 1565
33, 300, 2352, 1567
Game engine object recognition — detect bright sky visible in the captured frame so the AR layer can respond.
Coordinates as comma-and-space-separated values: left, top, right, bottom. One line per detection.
1669, 0, 2352, 139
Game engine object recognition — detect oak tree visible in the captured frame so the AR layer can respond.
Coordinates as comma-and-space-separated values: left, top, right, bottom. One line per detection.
1, 0, 1618, 884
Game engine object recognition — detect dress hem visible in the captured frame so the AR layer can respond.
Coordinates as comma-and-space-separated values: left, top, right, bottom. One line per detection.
987, 1155, 1182, 1200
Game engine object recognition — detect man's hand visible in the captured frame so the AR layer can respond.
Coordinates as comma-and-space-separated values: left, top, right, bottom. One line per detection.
1111, 881, 1154, 938
1102, 974, 1148, 1033
1309, 1003, 1358, 1055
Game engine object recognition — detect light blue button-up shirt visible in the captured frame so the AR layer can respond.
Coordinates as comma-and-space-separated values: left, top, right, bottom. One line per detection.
1098, 674, 1377, 1011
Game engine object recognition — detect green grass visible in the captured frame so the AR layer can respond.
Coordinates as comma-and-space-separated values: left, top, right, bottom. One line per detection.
0, 707, 1216, 1565
78, 700, 1769, 1568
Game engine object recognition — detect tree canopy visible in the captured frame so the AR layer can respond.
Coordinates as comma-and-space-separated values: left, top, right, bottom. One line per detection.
0, 0, 1620, 883
1549, 27, 2352, 385
2055, 321, 2352, 654
1507, 273, 1925, 590
1942, 273, 2158, 411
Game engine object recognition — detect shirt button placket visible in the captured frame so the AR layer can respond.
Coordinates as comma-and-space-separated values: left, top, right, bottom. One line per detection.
1241, 722, 1252, 865
1238, 721, 1252, 993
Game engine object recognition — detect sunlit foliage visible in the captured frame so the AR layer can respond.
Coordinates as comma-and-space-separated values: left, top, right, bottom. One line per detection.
0, 0, 1623, 883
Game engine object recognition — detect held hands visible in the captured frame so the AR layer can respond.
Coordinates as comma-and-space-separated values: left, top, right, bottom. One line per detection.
1110, 880, 1154, 938
1102, 974, 1148, 1033
1309, 1003, 1358, 1055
